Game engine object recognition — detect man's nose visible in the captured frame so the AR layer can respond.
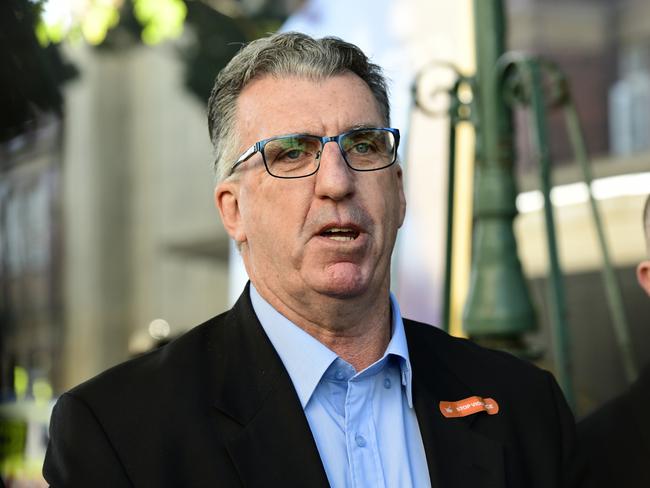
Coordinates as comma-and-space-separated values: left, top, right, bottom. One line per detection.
314, 141, 355, 200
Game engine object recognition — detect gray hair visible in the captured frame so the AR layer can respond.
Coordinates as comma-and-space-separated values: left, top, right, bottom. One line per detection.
207, 32, 391, 183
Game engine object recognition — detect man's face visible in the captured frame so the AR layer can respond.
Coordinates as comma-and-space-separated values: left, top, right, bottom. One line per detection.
215, 73, 406, 306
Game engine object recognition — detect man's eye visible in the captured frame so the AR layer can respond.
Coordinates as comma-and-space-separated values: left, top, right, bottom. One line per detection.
267, 148, 311, 164
274, 148, 309, 163
284, 149, 304, 159
352, 142, 372, 154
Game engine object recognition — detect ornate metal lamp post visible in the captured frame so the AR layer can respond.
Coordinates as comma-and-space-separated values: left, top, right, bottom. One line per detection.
462, 0, 537, 353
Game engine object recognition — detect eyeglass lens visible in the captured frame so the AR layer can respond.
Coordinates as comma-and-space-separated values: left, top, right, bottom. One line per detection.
263, 129, 396, 178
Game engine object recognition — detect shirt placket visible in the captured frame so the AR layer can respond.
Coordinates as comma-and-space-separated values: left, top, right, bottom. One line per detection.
345, 373, 385, 488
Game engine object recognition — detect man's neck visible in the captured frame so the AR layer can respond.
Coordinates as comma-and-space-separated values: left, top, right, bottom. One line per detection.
251, 281, 392, 372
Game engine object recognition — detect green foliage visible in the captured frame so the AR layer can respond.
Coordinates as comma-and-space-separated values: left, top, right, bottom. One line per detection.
1, 0, 288, 140
101, 0, 285, 103
134, 0, 187, 45
0, 0, 77, 142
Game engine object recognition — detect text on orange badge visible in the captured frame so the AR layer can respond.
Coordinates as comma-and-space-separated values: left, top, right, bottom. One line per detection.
439, 396, 499, 418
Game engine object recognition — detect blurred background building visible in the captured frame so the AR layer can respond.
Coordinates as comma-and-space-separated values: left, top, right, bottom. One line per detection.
1, 0, 649, 484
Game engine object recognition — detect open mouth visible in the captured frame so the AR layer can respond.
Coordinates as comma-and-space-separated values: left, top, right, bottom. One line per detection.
319, 227, 361, 242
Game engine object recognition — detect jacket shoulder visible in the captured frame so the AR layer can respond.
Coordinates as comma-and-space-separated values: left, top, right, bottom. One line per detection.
45, 309, 247, 487
403, 318, 545, 382
67, 310, 230, 408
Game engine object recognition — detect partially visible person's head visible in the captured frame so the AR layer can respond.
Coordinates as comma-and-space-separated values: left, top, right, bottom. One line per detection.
207, 32, 390, 184
211, 33, 405, 310
636, 194, 650, 296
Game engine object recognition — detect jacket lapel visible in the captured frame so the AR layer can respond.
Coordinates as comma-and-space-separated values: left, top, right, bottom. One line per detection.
413, 375, 506, 488
210, 286, 329, 487
406, 321, 506, 488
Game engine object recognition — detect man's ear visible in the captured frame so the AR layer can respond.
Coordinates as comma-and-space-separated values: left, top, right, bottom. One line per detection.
395, 165, 406, 228
214, 180, 247, 244
637, 260, 650, 297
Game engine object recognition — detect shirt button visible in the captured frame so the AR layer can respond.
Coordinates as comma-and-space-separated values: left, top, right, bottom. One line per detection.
355, 435, 367, 447
335, 370, 345, 380
383, 377, 392, 389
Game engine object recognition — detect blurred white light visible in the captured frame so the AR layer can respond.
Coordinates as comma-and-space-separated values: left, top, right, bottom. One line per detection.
148, 318, 171, 340
592, 173, 650, 199
551, 182, 590, 207
41, 0, 75, 30
516, 172, 650, 214
516, 191, 545, 214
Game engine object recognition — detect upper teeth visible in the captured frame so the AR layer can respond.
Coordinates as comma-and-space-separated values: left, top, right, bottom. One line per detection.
324, 227, 356, 241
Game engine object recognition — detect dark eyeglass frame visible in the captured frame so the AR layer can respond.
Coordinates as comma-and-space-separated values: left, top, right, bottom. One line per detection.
230, 127, 400, 179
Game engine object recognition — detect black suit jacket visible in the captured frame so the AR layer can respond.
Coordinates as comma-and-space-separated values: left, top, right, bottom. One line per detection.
575, 364, 650, 487
44, 286, 575, 487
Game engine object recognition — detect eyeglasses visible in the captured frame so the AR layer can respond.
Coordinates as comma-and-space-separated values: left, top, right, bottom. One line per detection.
230, 127, 400, 179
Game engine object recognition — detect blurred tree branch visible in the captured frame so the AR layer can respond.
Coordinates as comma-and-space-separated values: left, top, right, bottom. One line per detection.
0, 0, 77, 142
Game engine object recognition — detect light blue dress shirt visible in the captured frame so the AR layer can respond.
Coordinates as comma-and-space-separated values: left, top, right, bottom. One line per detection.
250, 285, 431, 488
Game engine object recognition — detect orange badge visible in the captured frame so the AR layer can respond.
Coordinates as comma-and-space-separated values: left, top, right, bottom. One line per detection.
439, 396, 499, 418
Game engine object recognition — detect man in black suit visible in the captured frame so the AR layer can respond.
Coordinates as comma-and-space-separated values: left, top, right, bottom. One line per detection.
576, 195, 650, 487
43, 32, 575, 487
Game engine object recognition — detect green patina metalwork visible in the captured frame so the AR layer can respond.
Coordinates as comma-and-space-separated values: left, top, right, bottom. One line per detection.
462, 0, 537, 351
434, 1, 639, 405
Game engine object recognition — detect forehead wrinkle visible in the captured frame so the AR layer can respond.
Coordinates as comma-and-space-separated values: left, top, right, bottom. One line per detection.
234, 74, 383, 149
238, 117, 384, 145
273, 122, 387, 139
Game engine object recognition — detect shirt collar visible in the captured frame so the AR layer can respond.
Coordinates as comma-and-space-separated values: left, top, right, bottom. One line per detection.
250, 284, 414, 409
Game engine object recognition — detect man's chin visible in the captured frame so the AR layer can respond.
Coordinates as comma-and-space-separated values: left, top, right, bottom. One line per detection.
306, 265, 374, 299
317, 285, 367, 300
